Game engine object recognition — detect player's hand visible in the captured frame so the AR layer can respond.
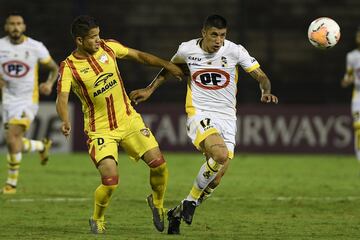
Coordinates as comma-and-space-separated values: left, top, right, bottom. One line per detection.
341, 76, 354, 88
261, 93, 278, 104
61, 121, 71, 137
39, 82, 53, 95
164, 63, 184, 81
129, 88, 152, 105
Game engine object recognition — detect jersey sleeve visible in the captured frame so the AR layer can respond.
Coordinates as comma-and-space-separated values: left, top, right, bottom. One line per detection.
237, 45, 260, 72
37, 42, 52, 64
171, 43, 187, 64
104, 39, 129, 58
57, 61, 73, 93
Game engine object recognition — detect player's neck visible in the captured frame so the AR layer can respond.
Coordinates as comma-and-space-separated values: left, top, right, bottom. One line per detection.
74, 48, 97, 58
9, 35, 25, 45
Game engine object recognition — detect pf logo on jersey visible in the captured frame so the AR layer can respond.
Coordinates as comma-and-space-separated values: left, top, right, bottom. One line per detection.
192, 69, 230, 90
2, 60, 30, 78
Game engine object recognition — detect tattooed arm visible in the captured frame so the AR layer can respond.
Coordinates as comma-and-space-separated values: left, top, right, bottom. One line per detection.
248, 68, 278, 104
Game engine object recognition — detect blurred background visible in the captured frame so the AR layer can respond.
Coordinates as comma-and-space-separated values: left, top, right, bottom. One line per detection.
0, 0, 359, 153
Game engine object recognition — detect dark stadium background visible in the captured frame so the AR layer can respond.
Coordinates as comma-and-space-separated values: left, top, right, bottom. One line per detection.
0, 0, 359, 154
1, 0, 358, 104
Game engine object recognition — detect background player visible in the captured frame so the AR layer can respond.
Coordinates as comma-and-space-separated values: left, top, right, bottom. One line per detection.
0, 12, 58, 194
341, 27, 360, 161
56, 15, 183, 234
130, 14, 278, 234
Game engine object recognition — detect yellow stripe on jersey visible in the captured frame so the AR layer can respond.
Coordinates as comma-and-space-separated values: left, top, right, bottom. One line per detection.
32, 63, 39, 103
234, 66, 239, 84
245, 63, 260, 73
185, 79, 196, 117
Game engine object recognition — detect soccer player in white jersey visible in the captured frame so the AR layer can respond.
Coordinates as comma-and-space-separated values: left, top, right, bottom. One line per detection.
0, 12, 59, 194
130, 14, 278, 234
341, 27, 360, 161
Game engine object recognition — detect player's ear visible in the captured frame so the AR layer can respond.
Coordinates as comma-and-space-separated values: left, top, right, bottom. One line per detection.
201, 28, 206, 38
75, 37, 83, 46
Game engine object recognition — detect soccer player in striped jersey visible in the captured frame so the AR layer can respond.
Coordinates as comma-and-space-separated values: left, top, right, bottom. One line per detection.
130, 14, 278, 234
341, 27, 360, 161
56, 15, 183, 234
0, 12, 58, 194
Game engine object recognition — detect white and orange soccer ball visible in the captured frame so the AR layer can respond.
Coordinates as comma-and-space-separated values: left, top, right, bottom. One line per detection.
308, 17, 341, 49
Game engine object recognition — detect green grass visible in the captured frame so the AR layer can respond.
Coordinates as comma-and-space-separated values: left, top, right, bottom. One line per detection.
1, 153, 360, 239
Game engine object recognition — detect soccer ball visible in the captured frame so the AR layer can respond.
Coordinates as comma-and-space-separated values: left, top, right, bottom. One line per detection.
308, 17, 340, 49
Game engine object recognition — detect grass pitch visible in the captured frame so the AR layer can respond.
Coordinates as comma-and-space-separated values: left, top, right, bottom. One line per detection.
1, 152, 360, 239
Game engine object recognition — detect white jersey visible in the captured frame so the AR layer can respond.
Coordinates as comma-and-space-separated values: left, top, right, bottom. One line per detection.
0, 36, 51, 107
172, 39, 260, 120
346, 49, 360, 102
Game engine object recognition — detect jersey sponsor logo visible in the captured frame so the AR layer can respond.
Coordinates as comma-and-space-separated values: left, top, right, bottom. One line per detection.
93, 79, 117, 97
192, 68, 230, 90
94, 73, 114, 87
80, 67, 90, 74
188, 56, 202, 61
2, 60, 30, 78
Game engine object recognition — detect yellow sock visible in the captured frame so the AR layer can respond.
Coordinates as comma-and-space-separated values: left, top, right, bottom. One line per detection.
150, 163, 168, 208
93, 184, 117, 220
6, 153, 22, 187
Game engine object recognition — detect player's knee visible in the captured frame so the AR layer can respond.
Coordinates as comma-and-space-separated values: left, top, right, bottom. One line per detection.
211, 148, 229, 165
147, 156, 166, 168
101, 175, 119, 186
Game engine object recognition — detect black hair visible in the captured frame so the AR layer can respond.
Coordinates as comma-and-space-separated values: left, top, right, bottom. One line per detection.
203, 14, 227, 29
6, 11, 25, 22
71, 15, 99, 39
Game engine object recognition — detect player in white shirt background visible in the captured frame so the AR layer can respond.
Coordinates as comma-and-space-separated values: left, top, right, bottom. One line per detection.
130, 14, 278, 234
0, 12, 59, 194
341, 27, 360, 161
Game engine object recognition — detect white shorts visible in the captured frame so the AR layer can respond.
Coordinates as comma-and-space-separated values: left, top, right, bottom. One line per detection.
2, 103, 38, 130
187, 113, 236, 158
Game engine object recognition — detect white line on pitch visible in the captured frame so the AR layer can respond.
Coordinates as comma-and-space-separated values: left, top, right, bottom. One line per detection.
204, 196, 360, 202
6, 197, 90, 203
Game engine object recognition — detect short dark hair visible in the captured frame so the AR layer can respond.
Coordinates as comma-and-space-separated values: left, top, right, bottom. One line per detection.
71, 15, 99, 39
6, 11, 25, 22
203, 14, 227, 29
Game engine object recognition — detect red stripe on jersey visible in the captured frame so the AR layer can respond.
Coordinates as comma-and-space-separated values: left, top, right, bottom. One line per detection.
105, 96, 114, 130
91, 56, 103, 73
66, 59, 96, 131
115, 68, 131, 115
101, 40, 131, 115
109, 94, 118, 129
101, 41, 116, 60
56, 61, 66, 94
87, 58, 100, 75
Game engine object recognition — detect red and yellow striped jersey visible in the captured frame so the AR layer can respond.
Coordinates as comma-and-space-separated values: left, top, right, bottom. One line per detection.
57, 39, 139, 133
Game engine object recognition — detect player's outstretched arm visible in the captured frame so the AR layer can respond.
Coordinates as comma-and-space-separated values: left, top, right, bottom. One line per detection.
39, 59, 59, 96
56, 92, 71, 137
125, 48, 184, 80
129, 68, 170, 105
249, 67, 278, 104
